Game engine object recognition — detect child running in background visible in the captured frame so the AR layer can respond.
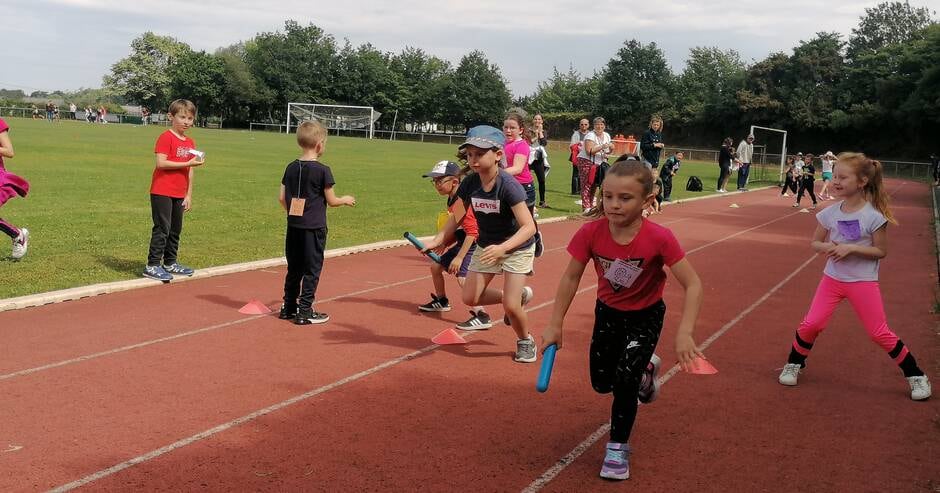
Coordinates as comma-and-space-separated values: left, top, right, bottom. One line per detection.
818, 151, 836, 200
778, 152, 931, 401
780, 157, 797, 197
418, 160, 492, 330
0, 117, 30, 260
793, 154, 818, 209
278, 121, 356, 325
143, 99, 204, 282
423, 125, 538, 363
542, 157, 703, 480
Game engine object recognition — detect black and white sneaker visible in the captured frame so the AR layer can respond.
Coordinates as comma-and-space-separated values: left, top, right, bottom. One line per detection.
418, 294, 451, 312
278, 304, 298, 320
455, 310, 492, 331
294, 308, 330, 325
534, 231, 544, 258
503, 286, 533, 326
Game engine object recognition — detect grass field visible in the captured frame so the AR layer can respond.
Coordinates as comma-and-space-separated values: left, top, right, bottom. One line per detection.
0, 118, 776, 298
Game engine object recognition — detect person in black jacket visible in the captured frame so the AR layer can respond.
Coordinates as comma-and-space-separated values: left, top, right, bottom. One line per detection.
717, 137, 734, 192
640, 116, 665, 169
792, 154, 818, 209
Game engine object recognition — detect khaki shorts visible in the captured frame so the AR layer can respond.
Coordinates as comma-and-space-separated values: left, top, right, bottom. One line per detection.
468, 243, 535, 275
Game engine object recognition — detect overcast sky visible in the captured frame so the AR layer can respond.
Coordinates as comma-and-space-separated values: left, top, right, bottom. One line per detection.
2, 0, 934, 98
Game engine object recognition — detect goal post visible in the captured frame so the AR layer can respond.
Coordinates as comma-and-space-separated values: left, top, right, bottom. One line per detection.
750, 125, 787, 185
285, 102, 381, 139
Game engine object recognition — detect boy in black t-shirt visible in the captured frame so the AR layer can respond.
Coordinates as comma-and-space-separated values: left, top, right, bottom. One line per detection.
793, 154, 818, 210
278, 121, 356, 325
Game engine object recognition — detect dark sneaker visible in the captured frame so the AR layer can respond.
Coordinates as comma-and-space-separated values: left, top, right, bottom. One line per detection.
278, 304, 298, 320
294, 308, 330, 325
142, 264, 173, 282
163, 263, 194, 276
455, 310, 492, 331
418, 294, 451, 312
503, 286, 533, 325
534, 231, 544, 258
514, 334, 537, 363
11, 228, 29, 260
600, 442, 630, 480
637, 354, 662, 403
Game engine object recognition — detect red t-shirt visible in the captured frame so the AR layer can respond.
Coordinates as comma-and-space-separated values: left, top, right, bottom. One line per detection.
567, 217, 685, 311
151, 130, 196, 198
449, 196, 479, 238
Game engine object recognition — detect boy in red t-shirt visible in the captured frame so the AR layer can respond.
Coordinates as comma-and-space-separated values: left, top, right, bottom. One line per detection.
143, 99, 205, 282
417, 160, 491, 330
542, 158, 704, 481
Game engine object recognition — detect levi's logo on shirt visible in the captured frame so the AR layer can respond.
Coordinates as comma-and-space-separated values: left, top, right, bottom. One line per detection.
471, 197, 500, 214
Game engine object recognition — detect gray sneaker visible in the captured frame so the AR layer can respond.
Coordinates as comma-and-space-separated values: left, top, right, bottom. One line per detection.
503, 286, 534, 326
514, 334, 537, 363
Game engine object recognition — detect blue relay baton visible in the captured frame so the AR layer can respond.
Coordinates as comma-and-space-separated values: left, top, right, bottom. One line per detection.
404, 232, 443, 264
536, 344, 557, 393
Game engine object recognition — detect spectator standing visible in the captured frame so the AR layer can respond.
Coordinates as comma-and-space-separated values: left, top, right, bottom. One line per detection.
570, 119, 590, 195
660, 151, 683, 201
736, 135, 754, 191
69, 102, 77, 120
529, 113, 550, 211
577, 117, 612, 213
45, 101, 54, 122
717, 137, 734, 192
930, 153, 939, 186
640, 116, 665, 169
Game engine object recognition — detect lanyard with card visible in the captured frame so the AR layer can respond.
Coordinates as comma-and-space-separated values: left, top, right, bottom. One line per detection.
289, 161, 306, 216
603, 258, 643, 288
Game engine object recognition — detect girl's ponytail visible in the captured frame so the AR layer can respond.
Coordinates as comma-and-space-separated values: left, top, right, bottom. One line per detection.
838, 152, 897, 225
866, 158, 897, 224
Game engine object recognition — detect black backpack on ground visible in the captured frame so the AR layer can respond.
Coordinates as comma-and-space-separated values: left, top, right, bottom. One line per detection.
686, 175, 703, 192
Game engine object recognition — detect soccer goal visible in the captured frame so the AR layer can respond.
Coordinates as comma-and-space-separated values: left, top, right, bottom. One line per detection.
286, 103, 381, 139
749, 125, 788, 184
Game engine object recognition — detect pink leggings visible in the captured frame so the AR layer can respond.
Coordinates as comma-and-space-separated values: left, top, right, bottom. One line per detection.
792, 275, 908, 363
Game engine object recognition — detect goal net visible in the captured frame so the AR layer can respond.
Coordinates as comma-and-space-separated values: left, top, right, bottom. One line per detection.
749, 125, 788, 185
286, 103, 381, 138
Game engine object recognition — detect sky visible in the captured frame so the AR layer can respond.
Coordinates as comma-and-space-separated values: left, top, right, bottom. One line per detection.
2, 0, 934, 98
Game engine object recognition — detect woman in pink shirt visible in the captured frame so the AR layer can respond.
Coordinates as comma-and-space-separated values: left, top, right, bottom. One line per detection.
503, 110, 543, 256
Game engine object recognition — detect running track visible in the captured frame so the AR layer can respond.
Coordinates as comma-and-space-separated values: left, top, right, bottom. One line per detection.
1, 181, 937, 492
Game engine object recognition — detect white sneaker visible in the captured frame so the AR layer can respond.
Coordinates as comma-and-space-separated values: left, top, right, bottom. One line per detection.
907, 375, 931, 401
11, 228, 29, 260
778, 363, 801, 386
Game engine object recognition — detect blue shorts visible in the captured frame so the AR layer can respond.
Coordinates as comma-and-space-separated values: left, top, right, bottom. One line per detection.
440, 242, 476, 278
822, 171, 833, 181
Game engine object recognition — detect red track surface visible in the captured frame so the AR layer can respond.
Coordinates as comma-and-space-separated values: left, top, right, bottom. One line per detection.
1, 182, 937, 492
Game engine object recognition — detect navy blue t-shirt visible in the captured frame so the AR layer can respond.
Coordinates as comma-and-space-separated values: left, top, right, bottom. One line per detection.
281, 159, 335, 229
457, 169, 534, 251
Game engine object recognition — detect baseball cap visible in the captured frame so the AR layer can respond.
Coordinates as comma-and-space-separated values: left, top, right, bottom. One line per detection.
422, 160, 461, 178
797, 152, 803, 156
459, 125, 505, 150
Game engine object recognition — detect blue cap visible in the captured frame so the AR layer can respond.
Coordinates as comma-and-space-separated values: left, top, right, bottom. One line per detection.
459, 125, 505, 150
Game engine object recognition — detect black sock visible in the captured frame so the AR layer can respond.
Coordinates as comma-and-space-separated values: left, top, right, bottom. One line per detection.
787, 348, 807, 367
898, 353, 924, 378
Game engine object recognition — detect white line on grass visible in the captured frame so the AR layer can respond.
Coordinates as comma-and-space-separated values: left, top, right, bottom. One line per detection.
47, 206, 801, 491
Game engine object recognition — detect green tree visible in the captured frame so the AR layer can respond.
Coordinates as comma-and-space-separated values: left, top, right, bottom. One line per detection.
846, 1, 935, 61
104, 32, 190, 109
436, 50, 511, 129
245, 21, 339, 120
216, 44, 275, 124
786, 32, 845, 129
598, 40, 675, 130
169, 49, 226, 123
333, 42, 400, 116
526, 66, 599, 114
389, 47, 451, 129
675, 47, 746, 128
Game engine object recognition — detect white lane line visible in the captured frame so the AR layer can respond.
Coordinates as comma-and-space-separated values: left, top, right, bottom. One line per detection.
48, 206, 798, 491
520, 253, 820, 493
1, 245, 572, 382
47, 285, 599, 493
